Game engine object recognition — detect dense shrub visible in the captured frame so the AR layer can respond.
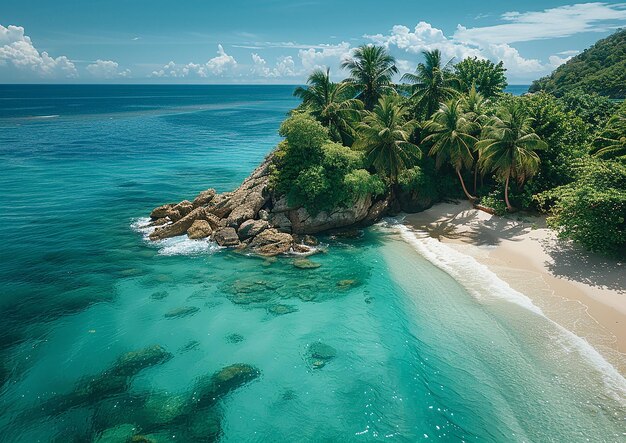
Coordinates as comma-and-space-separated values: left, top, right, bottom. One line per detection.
270, 113, 386, 213
535, 159, 626, 257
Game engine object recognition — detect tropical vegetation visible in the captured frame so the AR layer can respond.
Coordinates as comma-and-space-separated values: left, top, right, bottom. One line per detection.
273, 30, 625, 257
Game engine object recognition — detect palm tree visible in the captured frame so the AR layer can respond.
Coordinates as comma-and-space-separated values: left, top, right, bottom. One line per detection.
294, 68, 363, 145
592, 110, 626, 160
460, 84, 489, 193
423, 99, 478, 201
341, 45, 398, 110
401, 49, 460, 118
353, 95, 421, 186
477, 103, 547, 211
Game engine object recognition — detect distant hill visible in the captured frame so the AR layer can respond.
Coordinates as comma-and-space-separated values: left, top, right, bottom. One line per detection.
529, 29, 626, 98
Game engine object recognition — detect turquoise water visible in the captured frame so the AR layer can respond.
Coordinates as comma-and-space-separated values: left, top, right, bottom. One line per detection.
0, 85, 624, 442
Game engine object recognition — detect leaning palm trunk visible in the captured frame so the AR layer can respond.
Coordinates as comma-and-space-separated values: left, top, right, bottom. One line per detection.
504, 175, 514, 212
457, 169, 477, 202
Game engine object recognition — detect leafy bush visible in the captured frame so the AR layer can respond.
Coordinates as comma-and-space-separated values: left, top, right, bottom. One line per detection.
535, 159, 626, 256
478, 190, 507, 216
270, 113, 387, 213
559, 90, 617, 129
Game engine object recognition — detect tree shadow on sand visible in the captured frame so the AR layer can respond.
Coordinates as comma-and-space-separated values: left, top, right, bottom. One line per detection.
411, 207, 531, 247
541, 238, 626, 293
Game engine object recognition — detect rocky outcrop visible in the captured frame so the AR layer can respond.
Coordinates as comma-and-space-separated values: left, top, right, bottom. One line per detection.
149, 207, 208, 241
145, 152, 395, 256
248, 229, 294, 256
213, 227, 240, 247
187, 220, 212, 239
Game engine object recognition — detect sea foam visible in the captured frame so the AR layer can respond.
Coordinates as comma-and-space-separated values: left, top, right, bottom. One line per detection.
387, 221, 626, 401
130, 217, 222, 256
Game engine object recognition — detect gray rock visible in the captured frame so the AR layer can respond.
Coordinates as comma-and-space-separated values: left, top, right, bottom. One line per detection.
187, 220, 212, 239
238, 219, 268, 239
268, 304, 298, 315
258, 209, 270, 221
268, 212, 292, 233
213, 227, 240, 247
287, 195, 372, 234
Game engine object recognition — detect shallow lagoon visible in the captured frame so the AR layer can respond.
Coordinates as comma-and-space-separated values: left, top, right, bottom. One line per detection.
0, 85, 624, 442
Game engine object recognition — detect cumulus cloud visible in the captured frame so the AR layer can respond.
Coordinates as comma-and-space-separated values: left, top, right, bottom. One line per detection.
151, 44, 237, 78
0, 24, 77, 78
251, 53, 297, 77
455, 2, 626, 45
86, 59, 130, 78
298, 42, 351, 71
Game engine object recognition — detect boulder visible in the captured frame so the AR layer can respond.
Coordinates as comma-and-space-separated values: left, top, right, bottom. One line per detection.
187, 220, 212, 239
150, 218, 169, 226
247, 229, 293, 256
150, 204, 174, 220
167, 200, 193, 221
192, 188, 216, 208
205, 213, 221, 230
287, 195, 373, 234
237, 219, 268, 240
258, 209, 270, 221
293, 258, 321, 269
149, 207, 208, 241
213, 227, 240, 247
268, 212, 292, 233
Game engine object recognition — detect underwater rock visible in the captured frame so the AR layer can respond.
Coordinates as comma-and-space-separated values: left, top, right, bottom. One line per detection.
142, 393, 188, 426
281, 389, 297, 401
164, 306, 200, 319
150, 204, 175, 220
93, 423, 138, 443
187, 220, 212, 239
111, 345, 174, 377
150, 291, 168, 300
192, 363, 260, 408
192, 188, 216, 208
332, 229, 363, 239
292, 258, 321, 269
226, 333, 244, 343
179, 340, 200, 353
336, 279, 357, 289
213, 227, 240, 247
186, 408, 222, 441
247, 229, 293, 256
306, 342, 337, 369
268, 304, 298, 316
237, 219, 268, 240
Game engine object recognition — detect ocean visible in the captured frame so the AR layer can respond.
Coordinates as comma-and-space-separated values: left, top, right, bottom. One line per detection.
0, 84, 624, 442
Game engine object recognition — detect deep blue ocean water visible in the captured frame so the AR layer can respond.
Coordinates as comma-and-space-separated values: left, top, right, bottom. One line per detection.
0, 85, 624, 442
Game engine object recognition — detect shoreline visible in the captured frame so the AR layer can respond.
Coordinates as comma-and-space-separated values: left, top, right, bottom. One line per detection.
401, 201, 626, 376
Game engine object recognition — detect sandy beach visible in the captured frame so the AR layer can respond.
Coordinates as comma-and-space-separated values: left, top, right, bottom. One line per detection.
403, 201, 626, 375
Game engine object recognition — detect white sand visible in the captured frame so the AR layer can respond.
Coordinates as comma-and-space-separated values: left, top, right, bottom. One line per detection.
402, 201, 626, 375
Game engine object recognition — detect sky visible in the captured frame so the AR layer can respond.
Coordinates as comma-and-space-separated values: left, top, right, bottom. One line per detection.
1, 1, 626, 84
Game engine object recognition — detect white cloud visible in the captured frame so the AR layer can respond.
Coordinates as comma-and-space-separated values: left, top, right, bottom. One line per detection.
0, 24, 77, 78
298, 42, 351, 71
455, 2, 626, 45
86, 59, 130, 78
151, 44, 237, 78
251, 53, 297, 77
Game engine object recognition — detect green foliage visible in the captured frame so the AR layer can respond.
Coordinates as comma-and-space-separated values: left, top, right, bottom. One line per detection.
529, 29, 626, 98
397, 166, 438, 201
344, 169, 386, 197
293, 68, 364, 146
401, 49, 460, 119
341, 45, 398, 110
353, 95, 421, 183
559, 90, 617, 128
478, 190, 507, 216
454, 57, 507, 98
271, 113, 386, 213
536, 159, 626, 257
592, 101, 626, 160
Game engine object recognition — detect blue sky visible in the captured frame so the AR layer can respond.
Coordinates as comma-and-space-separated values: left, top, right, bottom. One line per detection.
1, 1, 626, 83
